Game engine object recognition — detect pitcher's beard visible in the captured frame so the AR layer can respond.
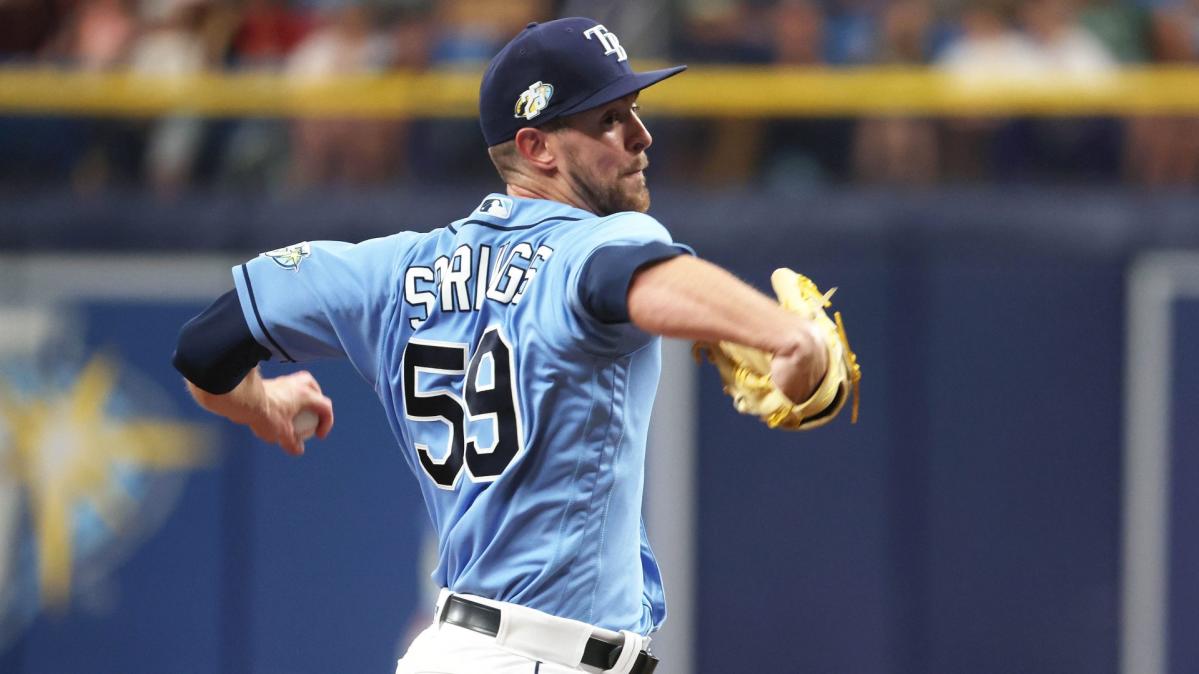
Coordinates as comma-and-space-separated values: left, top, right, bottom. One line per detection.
584, 177, 650, 216
565, 154, 651, 215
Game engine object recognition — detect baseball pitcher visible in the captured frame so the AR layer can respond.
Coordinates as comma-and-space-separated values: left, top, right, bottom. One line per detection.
173, 17, 858, 674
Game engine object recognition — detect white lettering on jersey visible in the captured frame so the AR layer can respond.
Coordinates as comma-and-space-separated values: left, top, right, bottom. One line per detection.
434, 245, 473, 312
405, 266, 436, 329
474, 245, 493, 311
583, 25, 627, 62
487, 242, 533, 305
512, 246, 555, 304
403, 241, 555, 322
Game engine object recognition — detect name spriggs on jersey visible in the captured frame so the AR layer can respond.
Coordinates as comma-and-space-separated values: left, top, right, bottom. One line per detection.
404, 241, 554, 328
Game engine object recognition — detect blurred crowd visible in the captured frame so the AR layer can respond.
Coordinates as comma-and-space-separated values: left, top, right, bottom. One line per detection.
0, 0, 1196, 193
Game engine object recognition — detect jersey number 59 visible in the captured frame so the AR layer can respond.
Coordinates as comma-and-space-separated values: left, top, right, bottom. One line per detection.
402, 326, 524, 489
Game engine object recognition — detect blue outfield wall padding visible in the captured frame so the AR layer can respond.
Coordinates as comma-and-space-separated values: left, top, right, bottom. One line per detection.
695, 240, 1126, 674
1170, 300, 1199, 674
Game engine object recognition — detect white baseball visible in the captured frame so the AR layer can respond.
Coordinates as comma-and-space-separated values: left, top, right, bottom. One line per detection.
292, 410, 319, 440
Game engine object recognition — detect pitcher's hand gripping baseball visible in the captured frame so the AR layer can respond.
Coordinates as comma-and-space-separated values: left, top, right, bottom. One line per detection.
248, 371, 334, 456
695, 268, 861, 430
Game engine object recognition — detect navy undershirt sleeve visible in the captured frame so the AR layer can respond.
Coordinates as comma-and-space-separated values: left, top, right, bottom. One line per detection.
172, 289, 271, 394
578, 241, 690, 324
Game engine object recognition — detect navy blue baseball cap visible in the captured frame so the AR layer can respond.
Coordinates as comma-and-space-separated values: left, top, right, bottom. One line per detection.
479, 17, 686, 147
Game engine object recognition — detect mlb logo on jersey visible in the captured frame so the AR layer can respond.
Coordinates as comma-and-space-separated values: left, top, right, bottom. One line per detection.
514, 81, 554, 121
478, 196, 513, 219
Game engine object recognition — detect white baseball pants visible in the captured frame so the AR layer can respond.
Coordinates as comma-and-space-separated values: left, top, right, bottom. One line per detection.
396, 621, 578, 674
394, 590, 653, 674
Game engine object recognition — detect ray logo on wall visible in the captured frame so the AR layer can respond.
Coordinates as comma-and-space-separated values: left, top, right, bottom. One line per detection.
0, 338, 212, 653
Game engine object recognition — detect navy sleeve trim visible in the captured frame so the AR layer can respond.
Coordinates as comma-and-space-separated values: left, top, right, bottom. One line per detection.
578, 241, 690, 325
172, 289, 272, 394
240, 263, 295, 363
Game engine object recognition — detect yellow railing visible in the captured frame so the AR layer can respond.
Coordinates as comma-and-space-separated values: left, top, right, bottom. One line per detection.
2, 65, 1198, 117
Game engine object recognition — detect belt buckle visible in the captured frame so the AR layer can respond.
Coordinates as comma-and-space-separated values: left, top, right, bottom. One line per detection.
632, 649, 659, 674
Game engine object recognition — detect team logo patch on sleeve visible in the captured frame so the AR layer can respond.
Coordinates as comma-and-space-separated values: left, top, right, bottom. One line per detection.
478, 196, 513, 219
514, 82, 554, 120
262, 242, 311, 271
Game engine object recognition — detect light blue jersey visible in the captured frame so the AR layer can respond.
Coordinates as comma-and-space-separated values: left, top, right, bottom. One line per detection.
232, 194, 689, 634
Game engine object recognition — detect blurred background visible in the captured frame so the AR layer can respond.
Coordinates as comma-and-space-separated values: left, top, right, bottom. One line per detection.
1, 0, 1198, 673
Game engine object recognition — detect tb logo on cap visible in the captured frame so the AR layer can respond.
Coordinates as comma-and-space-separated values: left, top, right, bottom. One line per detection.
583, 24, 627, 62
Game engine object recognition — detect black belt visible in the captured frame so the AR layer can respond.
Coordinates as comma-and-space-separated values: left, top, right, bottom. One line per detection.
439, 595, 659, 674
